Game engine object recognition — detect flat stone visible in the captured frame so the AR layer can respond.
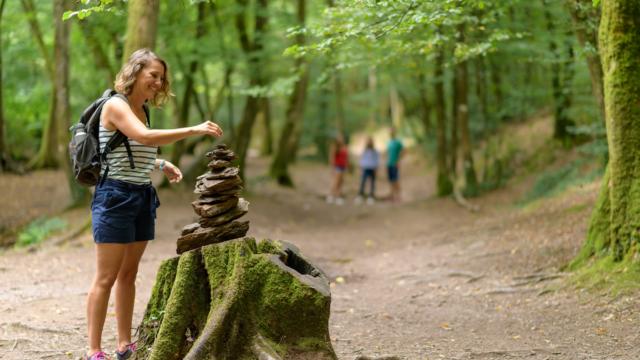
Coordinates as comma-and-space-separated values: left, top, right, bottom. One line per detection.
199, 198, 249, 228
194, 176, 243, 194
207, 159, 232, 170
197, 167, 239, 180
193, 194, 236, 206
181, 222, 200, 236
205, 148, 236, 161
176, 220, 250, 254
192, 196, 239, 218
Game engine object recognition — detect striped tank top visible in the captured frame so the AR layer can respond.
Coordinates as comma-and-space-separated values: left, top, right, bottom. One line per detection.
99, 98, 157, 185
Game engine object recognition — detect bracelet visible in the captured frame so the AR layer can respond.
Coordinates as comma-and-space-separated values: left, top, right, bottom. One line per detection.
159, 159, 166, 170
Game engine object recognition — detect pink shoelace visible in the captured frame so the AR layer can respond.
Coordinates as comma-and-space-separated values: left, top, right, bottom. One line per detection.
88, 351, 107, 360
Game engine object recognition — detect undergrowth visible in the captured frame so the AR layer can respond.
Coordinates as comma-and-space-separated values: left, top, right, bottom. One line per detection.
15, 217, 67, 248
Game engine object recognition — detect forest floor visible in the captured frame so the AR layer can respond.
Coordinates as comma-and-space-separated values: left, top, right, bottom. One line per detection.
1, 122, 639, 359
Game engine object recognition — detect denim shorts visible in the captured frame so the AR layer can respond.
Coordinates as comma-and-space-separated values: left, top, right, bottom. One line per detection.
91, 179, 160, 244
387, 165, 399, 182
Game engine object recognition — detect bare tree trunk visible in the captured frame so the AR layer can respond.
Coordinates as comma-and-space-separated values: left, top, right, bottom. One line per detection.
389, 85, 404, 129
258, 98, 273, 156
544, 0, 575, 140
78, 18, 115, 86
455, 25, 478, 196
333, 71, 346, 135
368, 66, 378, 126
435, 46, 452, 196
232, 0, 269, 180
20, 0, 54, 80
210, 2, 236, 141
566, 0, 605, 121
449, 49, 459, 177
417, 71, 431, 136
55, 0, 88, 205
170, 2, 208, 167
122, 0, 160, 61
22, 0, 58, 169
0, 0, 11, 172
489, 56, 503, 116
270, 0, 308, 186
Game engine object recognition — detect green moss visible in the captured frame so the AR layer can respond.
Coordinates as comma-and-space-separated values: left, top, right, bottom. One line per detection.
136, 257, 180, 359
138, 238, 335, 360
569, 167, 611, 270
149, 250, 210, 360
570, 248, 640, 296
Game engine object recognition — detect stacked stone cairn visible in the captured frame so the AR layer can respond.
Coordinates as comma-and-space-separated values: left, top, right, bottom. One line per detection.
176, 144, 250, 254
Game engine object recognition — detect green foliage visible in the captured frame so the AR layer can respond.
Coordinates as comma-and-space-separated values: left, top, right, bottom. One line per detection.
15, 217, 67, 248
63, 0, 118, 21
519, 158, 602, 205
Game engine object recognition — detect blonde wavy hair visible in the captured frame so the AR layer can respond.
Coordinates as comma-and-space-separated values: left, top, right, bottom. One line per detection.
114, 48, 172, 107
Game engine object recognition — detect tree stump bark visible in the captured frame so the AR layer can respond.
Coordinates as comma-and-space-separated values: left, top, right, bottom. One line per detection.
135, 237, 336, 360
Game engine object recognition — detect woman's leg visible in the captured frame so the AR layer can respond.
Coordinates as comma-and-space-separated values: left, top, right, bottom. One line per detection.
358, 170, 367, 196
369, 170, 376, 198
115, 241, 148, 351
335, 172, 344, 197
87, 243, 126, 356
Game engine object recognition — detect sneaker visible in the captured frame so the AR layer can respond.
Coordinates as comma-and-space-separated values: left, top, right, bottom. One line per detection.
86, 351, 108, 360
366, 197, 375, 205
326, 195, 334, 204
116, 343, 137, 360
335, 197, 345, 206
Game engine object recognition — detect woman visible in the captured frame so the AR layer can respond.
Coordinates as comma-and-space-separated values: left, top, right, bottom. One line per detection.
85, 49, 222, 360
356, 136, 378, 204
327, 135, 348, 205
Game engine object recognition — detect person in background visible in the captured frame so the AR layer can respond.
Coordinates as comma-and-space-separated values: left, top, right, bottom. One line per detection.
356, 136, 379, 205
386, 127, 403, 203
327, 135, 348, 205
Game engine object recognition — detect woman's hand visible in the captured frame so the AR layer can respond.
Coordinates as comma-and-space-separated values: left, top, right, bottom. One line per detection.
162, 161, 183, 183
193, 121, 223, 137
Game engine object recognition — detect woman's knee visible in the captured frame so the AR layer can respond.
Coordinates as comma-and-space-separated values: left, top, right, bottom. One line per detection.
93, 272, 118, 290
117, 266, 139, 285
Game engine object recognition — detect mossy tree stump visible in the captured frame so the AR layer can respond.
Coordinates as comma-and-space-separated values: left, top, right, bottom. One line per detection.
135, 237, 336, 360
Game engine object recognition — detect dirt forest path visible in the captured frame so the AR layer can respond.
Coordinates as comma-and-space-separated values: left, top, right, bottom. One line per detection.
1, 155, 639, 360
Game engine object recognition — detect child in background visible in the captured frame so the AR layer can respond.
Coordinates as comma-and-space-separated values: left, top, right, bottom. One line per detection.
327, 135, 348, 205
356, 136, 378, 205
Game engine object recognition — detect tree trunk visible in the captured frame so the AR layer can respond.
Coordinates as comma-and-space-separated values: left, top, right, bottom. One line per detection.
565, 0, 605, 121
136, 238, 337, 360
258, 97, 273, 156
170, 2, 207, 168
544, 1, 575, 140
269, 0, 308, 186
54, 0, 89, 205
417, 71, 431, 137
455, 25, 479, 197
232, 0, 269, 180
333, 71, 346, 135
489, 56, 503, 117
22, 0, 59, 169
434, 47, 452, 196
78, 18, 116, 86
576, 0, 640, 263
122, 0, 160, 61
0, 0, 10, 172
368, 66, 378, 126
20, 0, 54, 80
449, 50, 459, 177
